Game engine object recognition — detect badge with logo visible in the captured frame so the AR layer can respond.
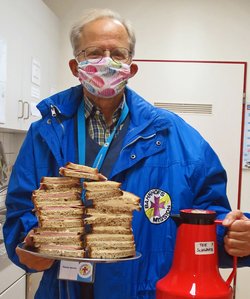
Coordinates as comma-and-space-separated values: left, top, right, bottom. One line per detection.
58, 261, 95, 283
144, 189, 171, 224
77, 262, 94, 282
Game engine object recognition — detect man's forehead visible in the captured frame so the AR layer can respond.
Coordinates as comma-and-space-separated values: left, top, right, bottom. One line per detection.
83, 18, 126, 34
80, 18, 129, 47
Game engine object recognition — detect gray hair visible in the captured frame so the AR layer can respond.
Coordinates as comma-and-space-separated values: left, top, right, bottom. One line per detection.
70, 8, 136, 57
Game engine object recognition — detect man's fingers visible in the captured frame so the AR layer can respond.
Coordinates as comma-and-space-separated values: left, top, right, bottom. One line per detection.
222, 210, 247, 226
224, 219, 250, 257
227, 219, 250, 233
224, 235, 250, 257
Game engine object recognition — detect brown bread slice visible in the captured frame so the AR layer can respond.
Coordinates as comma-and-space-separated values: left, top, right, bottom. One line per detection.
90, 225, 132, 235
34, 227, 85, 233
41, 176, 80, 184
65, 162, 98, 174
36, 244, 85, 258
59, 167, 106, 181
36, 206, 84, 217
85, 233, 134, 242
85, 189, 122, 199
86, 240, 135, 249
34, 200, 83, 208
87, 248, 136, 259
83, 180, 121, 191
31, 232, 84, 245
39, 217, 84, 228
32, 189, 81, 201
84, 215, 132, 227
39, 182, 81, 190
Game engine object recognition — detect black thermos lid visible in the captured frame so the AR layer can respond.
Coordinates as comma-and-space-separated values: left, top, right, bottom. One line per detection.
179, 209, 216, 225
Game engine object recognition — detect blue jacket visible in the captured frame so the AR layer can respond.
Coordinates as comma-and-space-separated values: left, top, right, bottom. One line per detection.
3, 85, 250, 299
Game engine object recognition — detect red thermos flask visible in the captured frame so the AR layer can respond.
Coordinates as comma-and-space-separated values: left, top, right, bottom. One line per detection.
156, 209, 236, 299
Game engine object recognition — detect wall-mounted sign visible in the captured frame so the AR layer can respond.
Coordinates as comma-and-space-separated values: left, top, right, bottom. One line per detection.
31, 58, 41, 86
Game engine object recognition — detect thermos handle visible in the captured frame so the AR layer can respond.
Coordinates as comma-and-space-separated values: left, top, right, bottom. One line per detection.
214, 219, 237, 286
226, 256, 237, 286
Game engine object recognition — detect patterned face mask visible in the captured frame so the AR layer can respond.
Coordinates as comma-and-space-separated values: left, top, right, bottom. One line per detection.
78, 57, 132, 98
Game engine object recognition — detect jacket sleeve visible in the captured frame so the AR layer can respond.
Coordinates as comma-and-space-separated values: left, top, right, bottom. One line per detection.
192, 139, 250, 267
3, 127, 39, 271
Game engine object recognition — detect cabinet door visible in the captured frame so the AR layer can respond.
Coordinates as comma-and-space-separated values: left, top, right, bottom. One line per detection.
18, 32, 41, 132
0, 0, 59, 132
0, 5, 23, 130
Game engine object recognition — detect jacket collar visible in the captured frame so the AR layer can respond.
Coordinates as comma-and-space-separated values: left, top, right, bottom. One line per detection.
37, 85, 171, 129
37, 85, 83, 118
36, 85, 172, 168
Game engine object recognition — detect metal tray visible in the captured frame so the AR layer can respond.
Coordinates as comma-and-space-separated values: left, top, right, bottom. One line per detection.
18, 243, 141, 263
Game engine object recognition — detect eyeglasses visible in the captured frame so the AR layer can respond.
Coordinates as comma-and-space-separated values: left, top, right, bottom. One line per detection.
75, 47, 132, 64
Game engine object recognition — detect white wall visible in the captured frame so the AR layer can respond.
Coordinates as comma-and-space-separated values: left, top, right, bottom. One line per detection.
49, 0, 250, 297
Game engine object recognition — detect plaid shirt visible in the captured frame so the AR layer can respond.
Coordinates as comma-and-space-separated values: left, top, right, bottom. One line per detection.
84, 97, 126, 146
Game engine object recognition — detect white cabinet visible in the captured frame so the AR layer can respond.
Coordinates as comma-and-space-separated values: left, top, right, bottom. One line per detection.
0, 0, 60, 132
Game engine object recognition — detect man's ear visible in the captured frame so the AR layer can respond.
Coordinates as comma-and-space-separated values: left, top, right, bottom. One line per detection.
69, 59, 79, 77
130, 63, 138, 78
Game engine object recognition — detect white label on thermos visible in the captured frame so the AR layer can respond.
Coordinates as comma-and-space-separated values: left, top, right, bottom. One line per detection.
195, 241, 214, 255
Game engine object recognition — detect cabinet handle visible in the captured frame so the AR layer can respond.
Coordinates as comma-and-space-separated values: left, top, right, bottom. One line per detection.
23, 101, 30, 120
18, 100, 24, 119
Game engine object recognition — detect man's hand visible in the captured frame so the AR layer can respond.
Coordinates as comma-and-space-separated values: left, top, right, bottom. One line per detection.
222, 210, 250, 257
16, 230, 54, 271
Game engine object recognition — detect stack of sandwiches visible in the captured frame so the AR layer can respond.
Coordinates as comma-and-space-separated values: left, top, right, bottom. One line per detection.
84, 181, 140, 258
31, 175, 85, 258
31, 162, 140, 259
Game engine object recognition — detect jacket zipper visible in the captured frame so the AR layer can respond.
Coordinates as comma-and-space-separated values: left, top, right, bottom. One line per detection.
50, 105, 65, 134
121, 133, 156, 152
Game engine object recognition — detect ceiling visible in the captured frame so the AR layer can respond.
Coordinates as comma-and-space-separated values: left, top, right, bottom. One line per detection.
42, 0, 73, 18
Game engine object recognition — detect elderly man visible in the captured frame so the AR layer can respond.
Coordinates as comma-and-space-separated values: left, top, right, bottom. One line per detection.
4, 8, 250, 299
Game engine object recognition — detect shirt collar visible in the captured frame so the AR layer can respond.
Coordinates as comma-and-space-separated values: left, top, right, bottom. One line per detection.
84, 96, 95, 119
84, 96, 125, 122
